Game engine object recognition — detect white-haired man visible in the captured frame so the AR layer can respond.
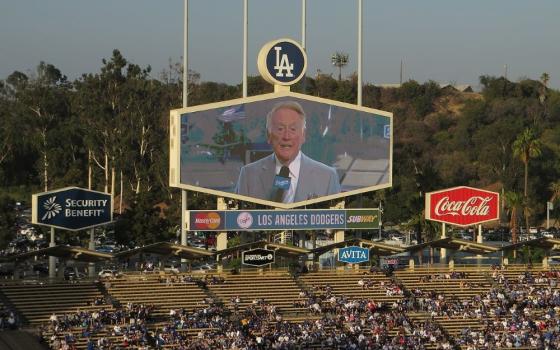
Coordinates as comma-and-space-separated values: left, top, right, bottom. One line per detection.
236, 101, 340, 203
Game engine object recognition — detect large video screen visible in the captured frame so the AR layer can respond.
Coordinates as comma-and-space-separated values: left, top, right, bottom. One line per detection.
170, 92, 392, 208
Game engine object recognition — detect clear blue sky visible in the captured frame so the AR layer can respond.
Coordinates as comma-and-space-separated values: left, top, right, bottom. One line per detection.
1, 0, 559, 89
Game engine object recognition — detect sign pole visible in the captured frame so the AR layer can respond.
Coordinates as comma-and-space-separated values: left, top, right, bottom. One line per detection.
88, 229, 96, 278
88, 182, 95, 278
440, 222, 446, 263
49, 227, 56, 279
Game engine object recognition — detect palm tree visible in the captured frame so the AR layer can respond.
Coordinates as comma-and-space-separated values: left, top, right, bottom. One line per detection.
540, 73, 550, 118
540, 72, 550, 88
549, 181, 560, 203
512, 128, 542, 233
504, 191, 523, 244
550, 181, 560, 227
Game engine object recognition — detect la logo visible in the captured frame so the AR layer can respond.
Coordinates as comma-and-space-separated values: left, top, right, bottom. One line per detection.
273, 46, 294, 78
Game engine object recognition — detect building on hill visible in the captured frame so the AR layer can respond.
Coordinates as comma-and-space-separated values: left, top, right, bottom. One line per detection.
439, 83, 473, 93
374, 82, 473, 93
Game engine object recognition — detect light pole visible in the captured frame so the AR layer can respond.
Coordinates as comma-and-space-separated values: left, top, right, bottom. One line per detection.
331, 52, 349, 81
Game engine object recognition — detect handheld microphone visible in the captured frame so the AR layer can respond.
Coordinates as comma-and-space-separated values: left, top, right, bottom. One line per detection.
272, 166, 291, 202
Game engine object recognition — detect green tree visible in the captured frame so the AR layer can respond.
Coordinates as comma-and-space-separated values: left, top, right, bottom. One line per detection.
504, 191, 523, 244
512, 128, 542, 231
6, 63, 72, 191
550, 181, 560, 203
0, 195, 16, 249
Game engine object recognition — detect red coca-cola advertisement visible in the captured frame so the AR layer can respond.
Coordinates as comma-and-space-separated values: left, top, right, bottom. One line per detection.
425, 186, 499, 227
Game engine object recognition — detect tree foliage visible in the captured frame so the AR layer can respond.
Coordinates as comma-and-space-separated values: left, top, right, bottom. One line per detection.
1, 55, 559, 246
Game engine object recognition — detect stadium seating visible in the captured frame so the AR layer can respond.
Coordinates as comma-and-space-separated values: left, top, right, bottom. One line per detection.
0, 281, 112, 325
1, 264, 557, 349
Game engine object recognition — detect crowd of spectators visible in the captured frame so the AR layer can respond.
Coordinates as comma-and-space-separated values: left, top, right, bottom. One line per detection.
34, 266, 560, 350
41, 303, 154, 349
457, 269, 560, 349
42, 274, 455, 350
156, 274, 225, 289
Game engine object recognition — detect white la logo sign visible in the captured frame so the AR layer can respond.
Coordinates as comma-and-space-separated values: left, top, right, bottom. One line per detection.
258, 38, 306, 86
273, 46, 294, 78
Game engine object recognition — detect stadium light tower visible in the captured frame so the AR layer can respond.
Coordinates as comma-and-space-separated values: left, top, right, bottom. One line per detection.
331, 52, 349, 81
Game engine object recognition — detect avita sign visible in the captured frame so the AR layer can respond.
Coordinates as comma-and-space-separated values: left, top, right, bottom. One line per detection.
425, 186, 499, 227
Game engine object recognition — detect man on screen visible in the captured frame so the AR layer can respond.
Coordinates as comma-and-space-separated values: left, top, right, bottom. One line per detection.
236, 101, 340, 203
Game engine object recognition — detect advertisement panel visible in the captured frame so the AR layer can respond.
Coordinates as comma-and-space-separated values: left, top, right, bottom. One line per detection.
338, 246, 370, 264
242, 248, 275, 267
186, 209, 379, 231
170, 91, 392, 208
425, 186, 499, 227
32, 187, 113, 231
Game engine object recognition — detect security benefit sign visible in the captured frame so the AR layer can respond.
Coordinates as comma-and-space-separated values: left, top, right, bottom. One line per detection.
242, 248, 275, 267
338, 246, 370, 264
32, 187, 113, 231
186, 209, 379, 231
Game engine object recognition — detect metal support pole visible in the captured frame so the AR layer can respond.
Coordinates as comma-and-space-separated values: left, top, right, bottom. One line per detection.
477, 224, 483, 243
183, 0, 189, 106
88, 229, 96, 278
440, 223, 446, 262
243, 0, 248, 98
181, 191, 188, 272
181, 0, 189, 273
301, 0, 307, 93
49, 227, 56, 279
357, 0, 363, 106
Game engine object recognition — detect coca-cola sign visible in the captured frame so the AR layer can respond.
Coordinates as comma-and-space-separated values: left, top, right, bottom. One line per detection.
425, 186, 499, 227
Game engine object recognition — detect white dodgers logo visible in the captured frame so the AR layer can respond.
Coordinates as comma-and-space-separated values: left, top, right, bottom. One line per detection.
273, 46, 294, 78
237, 212, 254, 229
42, 196, 62, 220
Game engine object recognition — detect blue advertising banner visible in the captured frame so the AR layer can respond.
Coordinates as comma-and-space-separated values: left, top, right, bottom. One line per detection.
32, 187, 113, 231
338, 246, 370, 264
187, 209, 379, 231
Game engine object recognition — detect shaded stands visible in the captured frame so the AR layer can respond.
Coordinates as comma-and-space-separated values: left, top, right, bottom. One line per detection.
0, 331, 45, 350
395, 266, 493, 300
298, 269, 405, 303
499, 237, 560, 268
393, 264, 558, 341
394, 266, 496, 338
113, 241, 214, 267
211, 242, 310, 315
8, 266, 553, 349
0, 246, 114, 264
215, 240, 309, 269
0, 245, 113, 279
206, 270, 308, 316
0, 280, 111, 325
310, 238, 405, 258
406, 237, 499, 269
104, 273, 209, 319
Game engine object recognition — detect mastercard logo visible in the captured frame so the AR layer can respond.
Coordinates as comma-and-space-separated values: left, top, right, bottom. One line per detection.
193, 212, 222, 229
